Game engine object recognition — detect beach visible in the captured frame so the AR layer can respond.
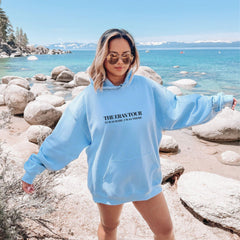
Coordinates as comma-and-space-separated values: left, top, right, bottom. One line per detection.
0, 103, 240, 239
0, 50, 240, 239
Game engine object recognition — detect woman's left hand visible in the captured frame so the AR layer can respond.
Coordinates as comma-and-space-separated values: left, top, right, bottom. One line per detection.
232, 98, 237, 110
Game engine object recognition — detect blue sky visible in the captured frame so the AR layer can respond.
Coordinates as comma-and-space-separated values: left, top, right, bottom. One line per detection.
2, 0, 240, 45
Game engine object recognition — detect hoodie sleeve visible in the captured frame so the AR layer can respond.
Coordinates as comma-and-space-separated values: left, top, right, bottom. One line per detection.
22, 92, 91, 184
152, 83, 233, 131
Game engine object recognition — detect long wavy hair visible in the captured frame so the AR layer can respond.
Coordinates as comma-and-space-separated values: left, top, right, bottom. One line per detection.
88, 29, 140, 91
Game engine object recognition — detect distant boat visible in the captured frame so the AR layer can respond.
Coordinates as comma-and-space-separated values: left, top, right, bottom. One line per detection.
145, 50, 150, 53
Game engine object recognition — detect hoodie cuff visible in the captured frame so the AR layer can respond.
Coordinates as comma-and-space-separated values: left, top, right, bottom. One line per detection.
223, 95, 234, 108
22, 173, 36, 184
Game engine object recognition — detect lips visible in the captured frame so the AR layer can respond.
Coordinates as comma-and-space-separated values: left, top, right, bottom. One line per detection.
114, 67, 123, 71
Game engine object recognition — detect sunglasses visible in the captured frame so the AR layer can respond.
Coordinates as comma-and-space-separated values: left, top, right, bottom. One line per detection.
106, 52, 133, 65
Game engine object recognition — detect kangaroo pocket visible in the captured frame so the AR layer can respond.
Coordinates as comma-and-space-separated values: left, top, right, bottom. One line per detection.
102, 152, 162, 201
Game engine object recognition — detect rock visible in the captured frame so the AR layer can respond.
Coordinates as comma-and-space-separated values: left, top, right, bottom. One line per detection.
171, 79, 197, 89
0, 52, 9, 58
10, 51, 22, 57
192, 108, 240, 142
8, 78, 30, 90
1, 76, 25, 84
167, 86, 182, 96
34, 45, 49, 55
54, 91, 68, 97
74, 72, 91, 86
4, 85, 35, 115
26, 125, 52, 144
177, 171, 240, 235
63, 80, 77, 88
0, 95, 4, 106
0, 84, 7, 94
72, 86, 87, 98
27, 55, 38, 61
220, 151, 240, 166
51, 66, 70, 80
34, 73, 47, 81
161, 158, 184, 184
56, 70, 74, 82
0, 43, 12, 56
56, 101, 71, 113
30, 83, 51, 97
24, 100, 62, 128
36, 94, 65, 107
160, 135, 179, 153
136, 66, 162, 84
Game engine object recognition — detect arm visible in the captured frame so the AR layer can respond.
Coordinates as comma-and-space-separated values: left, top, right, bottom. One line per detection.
22, 92, 91, 189
152, 83, 234, 131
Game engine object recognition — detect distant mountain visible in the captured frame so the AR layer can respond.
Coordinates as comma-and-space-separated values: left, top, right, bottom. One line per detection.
44, 41, 240, 50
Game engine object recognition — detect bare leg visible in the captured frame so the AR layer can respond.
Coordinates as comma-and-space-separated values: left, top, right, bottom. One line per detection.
133, 192, 175, 240
97, 203, 123, 240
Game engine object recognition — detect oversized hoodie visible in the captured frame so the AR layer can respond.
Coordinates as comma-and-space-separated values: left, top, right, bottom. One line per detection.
22, 71, 233, 205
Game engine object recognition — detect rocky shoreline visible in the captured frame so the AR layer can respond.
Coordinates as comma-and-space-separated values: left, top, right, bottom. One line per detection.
0, 42, 71, 58
0, 66, 240, 239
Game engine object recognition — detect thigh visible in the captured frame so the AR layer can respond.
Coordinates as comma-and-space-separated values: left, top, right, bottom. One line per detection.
133, 192, 173, 235
97, 203, 123, 228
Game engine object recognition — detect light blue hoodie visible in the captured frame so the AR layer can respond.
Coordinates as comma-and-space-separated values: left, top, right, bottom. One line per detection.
22, 71, 233, 205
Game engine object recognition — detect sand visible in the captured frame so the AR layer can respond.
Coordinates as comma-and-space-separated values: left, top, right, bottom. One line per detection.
0, 105, 240, 240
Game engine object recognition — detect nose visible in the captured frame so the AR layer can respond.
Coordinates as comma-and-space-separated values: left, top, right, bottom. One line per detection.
116, 56, 124, 64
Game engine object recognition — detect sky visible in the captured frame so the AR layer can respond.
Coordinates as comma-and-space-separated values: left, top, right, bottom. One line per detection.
1, 0, 240, 45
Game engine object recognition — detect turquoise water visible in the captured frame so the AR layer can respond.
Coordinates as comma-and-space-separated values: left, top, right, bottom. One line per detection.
0, 49, 239, 110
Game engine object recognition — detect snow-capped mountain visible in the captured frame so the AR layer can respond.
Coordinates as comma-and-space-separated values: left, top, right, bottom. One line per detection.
44, 41, 240, 50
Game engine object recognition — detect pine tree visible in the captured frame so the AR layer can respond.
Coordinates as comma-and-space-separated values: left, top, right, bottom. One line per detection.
0, 7, 9, 43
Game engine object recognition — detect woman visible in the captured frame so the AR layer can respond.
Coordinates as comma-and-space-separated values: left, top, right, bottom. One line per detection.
22, 29, 237, 240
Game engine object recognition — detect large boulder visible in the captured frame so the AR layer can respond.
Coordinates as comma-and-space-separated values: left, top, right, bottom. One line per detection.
1, 76, 25, 84
74, 72, 91, 86
0, 95, 4, 106
24, 100, 62, 128
36, 94, 65, 107
177, 171, 240, 235
192, 108, 240, 142
170, 79, 197, 89
26, 125, 52, 144
8, 78, 30, 90
4, 85, 34, 115
0, 84, 7, 94
136, 66, 162, 84
34, 73, 47, 81
30, 83, 51, 97
56, 70, 74, 82
51, 66, 70, 80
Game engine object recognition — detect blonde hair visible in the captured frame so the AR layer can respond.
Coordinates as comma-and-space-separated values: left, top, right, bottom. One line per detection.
88, 29, 140, 91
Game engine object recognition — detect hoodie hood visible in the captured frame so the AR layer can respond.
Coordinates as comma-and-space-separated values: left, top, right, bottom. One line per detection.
90, 70, 133, 90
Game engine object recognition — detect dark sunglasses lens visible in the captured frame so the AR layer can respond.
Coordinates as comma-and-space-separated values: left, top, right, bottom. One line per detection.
122, 56, 131, 64
107, 55, 119, 64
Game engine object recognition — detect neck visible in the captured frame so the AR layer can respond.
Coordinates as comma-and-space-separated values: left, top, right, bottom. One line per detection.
107, 73, 127, 86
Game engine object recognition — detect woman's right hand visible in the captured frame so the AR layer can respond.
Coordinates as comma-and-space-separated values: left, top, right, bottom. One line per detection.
22, 180, 35, 194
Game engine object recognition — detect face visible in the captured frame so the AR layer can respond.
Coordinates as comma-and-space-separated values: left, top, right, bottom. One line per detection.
104, 38, 132, 85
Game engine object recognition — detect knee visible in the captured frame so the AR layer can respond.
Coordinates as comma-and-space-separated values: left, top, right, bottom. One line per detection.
100, 220, 120, 233
154, 223, 174, 239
